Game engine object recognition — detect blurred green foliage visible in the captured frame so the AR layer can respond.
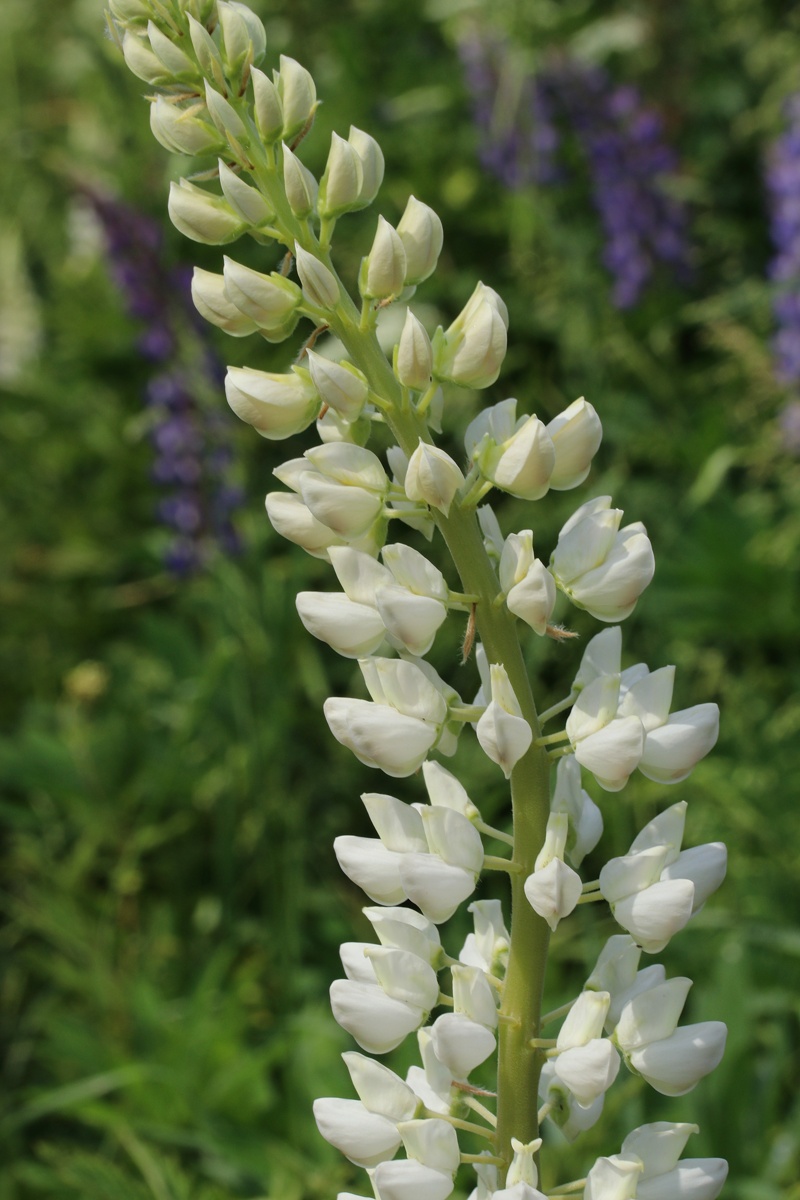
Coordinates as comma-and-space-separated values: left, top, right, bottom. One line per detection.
1, 0, 799, 1196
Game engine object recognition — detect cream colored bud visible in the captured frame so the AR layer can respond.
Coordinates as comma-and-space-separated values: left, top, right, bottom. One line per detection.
187, 15, 222, 76
149, 96, 222, 156
216, 1, 265, 71
225, 365, 319, 440
222, 257, 301, 334
363, 217, 407, 300
395, 310, 433, 390
204, 82, 248, 142
108, 0, 150, 23
434, 284, 508, 389
265, 492, 345, 560
306, 352, 369, 421
546, 397, 603, 491
251, 67, 284, 143
147, 22, 196, 78
319, 133, 365, 219
295, 245, 339, 309
397, 196, 444, 285
282, 144, 318, 217
122, 30, 170, 84
349, 126, 385, 206
405, 441, 465, 516
217, 161, 272, 226
277, 54, 317, 140
167, 180, 244, 245
191, 267, 259, 336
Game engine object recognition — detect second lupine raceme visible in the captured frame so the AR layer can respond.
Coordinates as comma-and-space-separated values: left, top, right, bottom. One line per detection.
107, 3, 729, 1197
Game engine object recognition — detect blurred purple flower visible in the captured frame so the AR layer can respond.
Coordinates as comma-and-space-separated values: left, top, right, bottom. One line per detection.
766, 98, 800, 393
87, 192, 244, 573
459, 38, 692, 308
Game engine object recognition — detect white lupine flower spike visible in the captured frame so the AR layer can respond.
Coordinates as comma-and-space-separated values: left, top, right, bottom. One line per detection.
112, 15, 729, 1199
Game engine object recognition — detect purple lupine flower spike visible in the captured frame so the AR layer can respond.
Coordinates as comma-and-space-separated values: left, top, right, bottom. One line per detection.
766, 95, 800, 448
87, 192, 244, 572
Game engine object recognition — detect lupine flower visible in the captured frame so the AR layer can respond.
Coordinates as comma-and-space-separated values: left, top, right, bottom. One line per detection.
766, 95, 800, 390
88, 192, 242, 574
460, 39, 692, 308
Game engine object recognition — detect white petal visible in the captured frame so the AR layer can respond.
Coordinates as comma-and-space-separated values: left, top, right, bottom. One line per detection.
342, 1050, 420, 1121
661, 843, 727, 912
611, 879, 695, 952
553, 1039, 621, 1107
296, 592, 385, 657
523, 859, 582, 931
334, 835, 406, 905
421, 806, 484, 873
398, 1117, 460, 1174
615, 977, 692, 1051
373, 1159, 455, 1200
629, 1022, 727, 1096
637, 1160, 728, 1200
639, 705, 720, 784
429, 1012, 496, 1078
324, 698, 438, 777
399, 854, 477, 924
313, 1097, 401, 1167
330, 979, 424, 1054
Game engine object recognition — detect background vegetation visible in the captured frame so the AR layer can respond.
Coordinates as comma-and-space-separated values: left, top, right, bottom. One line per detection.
2, 0, 799, 1196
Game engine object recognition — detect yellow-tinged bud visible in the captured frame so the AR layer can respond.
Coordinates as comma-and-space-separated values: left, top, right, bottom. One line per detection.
191, 267, 260, 336
225, 365, 320, 440
395, 309, 433, 390
150, 96, 223, 156
222, 256, 302, 335
306, 351, 369, 421
167, 179, 245, 245
362, 216, 406, 300
107, 0, 150, 25
147, 21, 196, 80
187, 15, 222, 76
204, 82, 249, 143
251, 67, 284, 143
295, 245, 339, 309
217, 161, 273, 226
217, 1, 266, 71
282, 144, 318, 217
319, 132, 364, 219
122, 30, 170, 84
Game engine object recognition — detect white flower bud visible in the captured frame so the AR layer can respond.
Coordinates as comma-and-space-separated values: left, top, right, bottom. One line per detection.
479, 415, 555, 502
639, 704, 720, 784
167, 179, 244, 245
216, 1, 263, 71
553, 1039, 621, 1107
318, 132, 365, 218
611, 878, 696, 953
122, 30, 171, 83
552, 756, 603, 867
282, 144, 318, 217
349, 126, 385, 206
476, 664, 532, 778
191, 268, 259, 336
204, 81, 248, 143
342, 1050, 420, 1121
584, 1155, 642, 1200
396, 309, 434, 389
296, 592, 385, 658
501, 533, 556, 635
573, 718, 645, 793
461, 900, 509, 976
434, 284, 508, 389
277, 54, 317, 140
557, 991, 611, 1049
399, 1118, 460, 1174
546, 397, 603, 490
573, 626, 622, 691
621, 1121, 698, 1177
404, 441, 465, 516
225, 365, 319, 440
429, 1012, 496, 1078
373, 1159, 455, 1200
451, 964, 498, 1029
187, 15, 222, 76
149, 96, 222, 156
506, 1139, 543, 1190
306, 352, 369, 421
313, 1097, 401, 1167
551, 497, 655, 622
364, 907, 441, 966
265, 491, 346, 560
147, 21, 196, 78
422, 760, 480, 819
639, 1161, 728, 1200
324, 698, 439, 777
399, 854, 477, 923
329, 979, 425, 1054
523, 858, 582, 931
585, 935, 642, 1009
363, 216, 407, 299
661, 843, 727, 913
628, 1021, 727, 1096
223, 257, 302, 335
365, 946, 439, 1011
295, 244, 339, 308
397, 196, 444, 285
251, 67, 284, 143
615, 977, 692, 1051
629, 801, 687, 863
376, 587, 447, 657
217, 162, 273, 226
538, 1061, 604, 1143
334, 835, 406, 905
382, 544, 449, 602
